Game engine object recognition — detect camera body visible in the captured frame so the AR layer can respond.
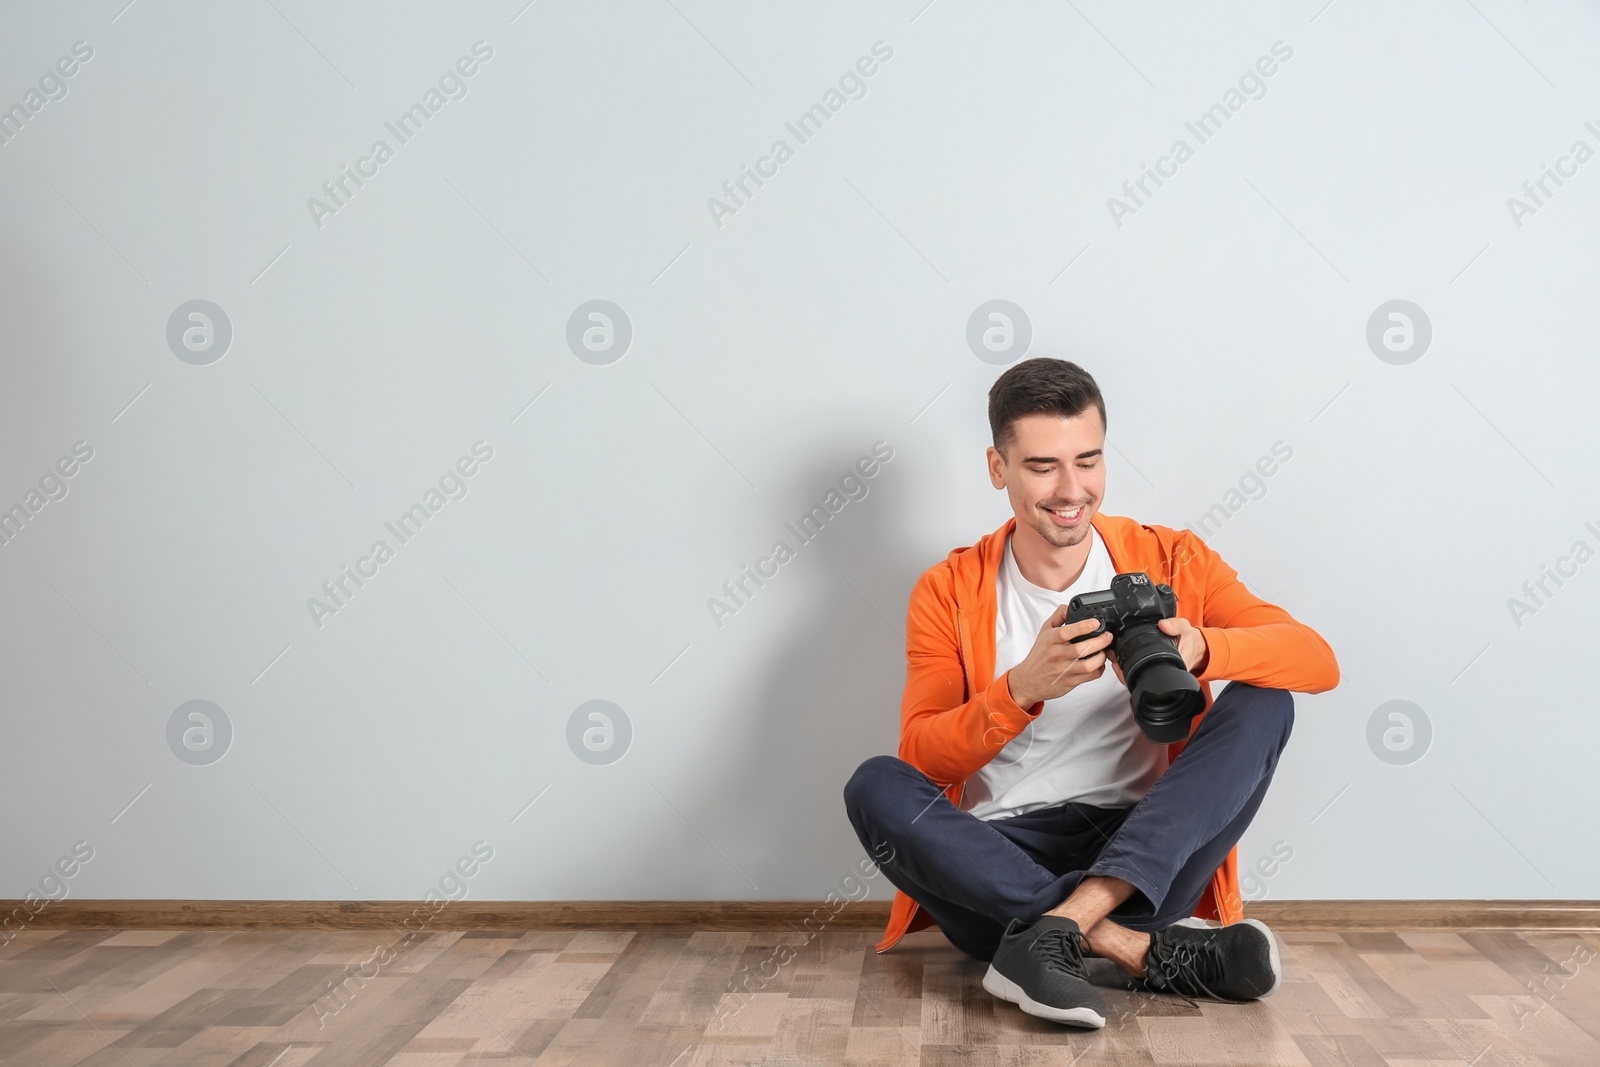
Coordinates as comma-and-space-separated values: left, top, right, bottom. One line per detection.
1064, 571, 1205, 743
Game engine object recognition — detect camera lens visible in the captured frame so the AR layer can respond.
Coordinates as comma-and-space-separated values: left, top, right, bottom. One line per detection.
1128, 661, 1206, 743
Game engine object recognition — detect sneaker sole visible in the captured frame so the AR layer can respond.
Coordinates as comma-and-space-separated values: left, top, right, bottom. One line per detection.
1171, 916, 1283, 999
981, 965, 1106, 1028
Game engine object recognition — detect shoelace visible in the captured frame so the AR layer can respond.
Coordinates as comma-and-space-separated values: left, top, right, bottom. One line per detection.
1143, 932, 1231, 1001
1030, 927, 1090, 977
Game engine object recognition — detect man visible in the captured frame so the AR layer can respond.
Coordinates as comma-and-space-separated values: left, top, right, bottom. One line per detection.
842, 358, 1339, 1028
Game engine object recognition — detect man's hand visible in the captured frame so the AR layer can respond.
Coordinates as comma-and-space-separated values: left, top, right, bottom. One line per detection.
1005, 608, 1112, 709
1159, 616, 1210, 674
1106, 616, 1210, 686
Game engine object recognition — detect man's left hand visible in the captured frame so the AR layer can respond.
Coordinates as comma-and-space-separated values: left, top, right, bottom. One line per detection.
1106, 617, 1210, 685
1158, 616, 1210, 675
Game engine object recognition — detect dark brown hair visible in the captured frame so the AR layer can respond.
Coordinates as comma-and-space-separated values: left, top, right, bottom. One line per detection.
987, 358, 1106, 459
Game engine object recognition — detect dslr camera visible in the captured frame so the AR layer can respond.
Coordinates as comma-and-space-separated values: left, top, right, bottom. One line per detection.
1064, 571, 1205, 743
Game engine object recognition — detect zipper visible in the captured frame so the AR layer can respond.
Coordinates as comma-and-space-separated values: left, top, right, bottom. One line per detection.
956, 606, 972, 700
951, 604, 973, 809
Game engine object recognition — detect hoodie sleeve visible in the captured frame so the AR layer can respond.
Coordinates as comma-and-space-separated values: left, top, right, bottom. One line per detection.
1178, 531, 1341, 694
897, 566, 1036, 786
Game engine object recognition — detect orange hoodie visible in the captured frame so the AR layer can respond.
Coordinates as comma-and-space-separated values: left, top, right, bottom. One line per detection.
875, 511, 1339, 954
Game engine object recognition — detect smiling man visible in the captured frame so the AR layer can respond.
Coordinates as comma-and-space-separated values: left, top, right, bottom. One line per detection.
842, 357, 1339, 1028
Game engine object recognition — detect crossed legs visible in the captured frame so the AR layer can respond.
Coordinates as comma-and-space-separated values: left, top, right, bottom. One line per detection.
843, 682, 1296, 967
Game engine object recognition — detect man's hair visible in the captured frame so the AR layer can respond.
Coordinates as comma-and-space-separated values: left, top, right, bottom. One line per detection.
987, 358, 1106, 459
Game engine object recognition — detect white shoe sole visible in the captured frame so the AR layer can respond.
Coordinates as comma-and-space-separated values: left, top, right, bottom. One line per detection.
982, 965, 1106, 1028
1171, 916, 1283, 998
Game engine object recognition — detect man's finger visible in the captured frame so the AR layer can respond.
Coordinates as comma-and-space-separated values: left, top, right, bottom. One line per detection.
1081, 631, 1113, 655
1053, 635, 1110, 667
1057, 621, 1107, 648
1045, 649, 1106, 689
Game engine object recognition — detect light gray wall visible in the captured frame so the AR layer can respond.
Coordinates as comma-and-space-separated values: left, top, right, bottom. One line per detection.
2, 1, 1596, 907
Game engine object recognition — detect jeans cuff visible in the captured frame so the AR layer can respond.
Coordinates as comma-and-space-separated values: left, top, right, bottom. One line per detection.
1083, 861, 1167, 917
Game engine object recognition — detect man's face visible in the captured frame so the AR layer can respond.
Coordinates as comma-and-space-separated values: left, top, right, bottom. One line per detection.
986, 410, 1106, 549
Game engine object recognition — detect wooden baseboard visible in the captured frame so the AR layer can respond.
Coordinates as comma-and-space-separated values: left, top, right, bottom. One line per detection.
4, 899, 1599, 931
2, 900, 891, 932
1244, 899, 1600, 930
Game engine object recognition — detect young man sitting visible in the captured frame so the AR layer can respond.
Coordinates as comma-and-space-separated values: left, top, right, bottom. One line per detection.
843, 357, 1339, 1028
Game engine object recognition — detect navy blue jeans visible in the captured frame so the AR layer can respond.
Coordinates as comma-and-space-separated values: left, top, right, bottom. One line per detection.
843, 681, 1294, 961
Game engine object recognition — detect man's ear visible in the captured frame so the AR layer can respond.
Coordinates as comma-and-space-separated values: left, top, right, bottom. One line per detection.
986, 446, 1006, 489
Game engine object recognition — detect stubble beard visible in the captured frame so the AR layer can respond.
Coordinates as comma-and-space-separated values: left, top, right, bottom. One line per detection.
1030, 501, 1095, 549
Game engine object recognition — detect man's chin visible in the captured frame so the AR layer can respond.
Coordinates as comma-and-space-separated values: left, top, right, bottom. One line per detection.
1031, 513, 1093, 547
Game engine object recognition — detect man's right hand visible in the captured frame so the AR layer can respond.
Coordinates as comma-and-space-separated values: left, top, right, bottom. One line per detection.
1005, 607, 1113, 709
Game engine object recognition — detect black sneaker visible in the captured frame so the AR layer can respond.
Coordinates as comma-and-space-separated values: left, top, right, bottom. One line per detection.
982, 916, 1107, 1028
1137, 917, 1282, 1002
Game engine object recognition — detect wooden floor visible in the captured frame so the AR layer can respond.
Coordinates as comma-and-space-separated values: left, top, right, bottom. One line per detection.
1, 925, 1597, 1066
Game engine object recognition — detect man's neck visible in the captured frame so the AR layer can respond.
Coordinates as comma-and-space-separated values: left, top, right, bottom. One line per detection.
1010, 520, 1095, 593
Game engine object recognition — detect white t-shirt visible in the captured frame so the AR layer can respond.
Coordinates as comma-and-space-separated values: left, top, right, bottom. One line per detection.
960, 528, 1170, 821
